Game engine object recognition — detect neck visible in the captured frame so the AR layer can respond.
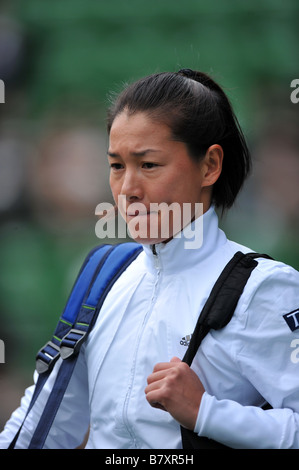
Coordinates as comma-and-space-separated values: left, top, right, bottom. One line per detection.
142, 206, 227, 275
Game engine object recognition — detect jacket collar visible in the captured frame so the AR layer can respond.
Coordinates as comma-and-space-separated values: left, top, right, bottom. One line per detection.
142, 206, 227, 275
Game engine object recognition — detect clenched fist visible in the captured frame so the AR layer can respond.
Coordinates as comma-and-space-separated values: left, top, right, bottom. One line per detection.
145, 357, 205, 430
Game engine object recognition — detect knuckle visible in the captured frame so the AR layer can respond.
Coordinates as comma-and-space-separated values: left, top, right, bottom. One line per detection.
166, 368, 180, 386
180, 362, 190, 373
172, 361, 189, 377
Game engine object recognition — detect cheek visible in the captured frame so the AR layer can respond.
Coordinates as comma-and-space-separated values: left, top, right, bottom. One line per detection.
168, 176, 202, 204
109, 175, 120, 198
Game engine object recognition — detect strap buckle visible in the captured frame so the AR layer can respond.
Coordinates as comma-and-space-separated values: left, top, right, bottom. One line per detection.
36, 341, 60, 374
60, 328, 87, 360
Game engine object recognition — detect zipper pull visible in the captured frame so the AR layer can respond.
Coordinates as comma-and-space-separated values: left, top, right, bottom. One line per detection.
152, 244, 160, 270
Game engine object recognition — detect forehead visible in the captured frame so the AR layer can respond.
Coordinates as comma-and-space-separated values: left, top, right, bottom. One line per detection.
109, 111, 172, 151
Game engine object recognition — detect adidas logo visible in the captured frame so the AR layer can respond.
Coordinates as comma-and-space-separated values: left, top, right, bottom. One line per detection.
180, 334, 192, 346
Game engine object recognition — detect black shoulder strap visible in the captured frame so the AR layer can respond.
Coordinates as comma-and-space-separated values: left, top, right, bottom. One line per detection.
181, 251, 272, 449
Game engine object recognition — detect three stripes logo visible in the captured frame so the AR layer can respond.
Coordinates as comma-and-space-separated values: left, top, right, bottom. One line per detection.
180, 334, 192, 346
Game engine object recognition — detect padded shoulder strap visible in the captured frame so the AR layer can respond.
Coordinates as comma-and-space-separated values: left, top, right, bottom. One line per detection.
181, 251, 272, 450
35, 244, 115, 374
9, 242, 142, 449
182, 251, 271, 366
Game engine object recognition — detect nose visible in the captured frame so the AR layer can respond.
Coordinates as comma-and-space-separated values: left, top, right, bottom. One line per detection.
120, 168, 144, 202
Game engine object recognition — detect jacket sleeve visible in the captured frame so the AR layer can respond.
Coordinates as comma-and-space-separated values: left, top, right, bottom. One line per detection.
194, 260, 299, 448
0, 349, 90, 449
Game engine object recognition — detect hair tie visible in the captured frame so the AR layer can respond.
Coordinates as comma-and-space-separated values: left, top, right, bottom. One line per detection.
177, 68, 197, 79
177, 69, 218, 93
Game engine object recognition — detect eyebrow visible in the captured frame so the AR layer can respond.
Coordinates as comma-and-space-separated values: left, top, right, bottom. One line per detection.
107, 149, 159, 158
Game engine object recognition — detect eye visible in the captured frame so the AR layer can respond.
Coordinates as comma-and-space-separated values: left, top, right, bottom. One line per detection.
142, 162, 158, 169
110, 163, 123, 170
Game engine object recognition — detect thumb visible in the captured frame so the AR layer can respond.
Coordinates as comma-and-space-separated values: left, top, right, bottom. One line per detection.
170, 356, 181, 363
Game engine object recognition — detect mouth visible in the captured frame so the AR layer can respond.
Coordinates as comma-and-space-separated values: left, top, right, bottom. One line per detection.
126, 210, 150, 217
125, 206, 154, 217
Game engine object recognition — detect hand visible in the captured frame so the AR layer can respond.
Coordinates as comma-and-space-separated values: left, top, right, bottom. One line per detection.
145, 357, 205, 430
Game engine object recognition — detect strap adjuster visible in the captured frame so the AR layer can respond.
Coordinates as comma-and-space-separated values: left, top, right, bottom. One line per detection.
36, 341, 60, 374
60, 328, 87, 360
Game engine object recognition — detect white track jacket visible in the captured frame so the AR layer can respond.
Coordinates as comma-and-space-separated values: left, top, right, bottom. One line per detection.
1, 206, 299, 449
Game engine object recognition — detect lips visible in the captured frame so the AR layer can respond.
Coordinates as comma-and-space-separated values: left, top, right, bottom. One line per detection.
125, 205, 152, 217
126, 210, 150, 217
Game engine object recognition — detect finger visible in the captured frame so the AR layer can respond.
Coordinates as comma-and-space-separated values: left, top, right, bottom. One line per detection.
150, 358, 182, 378
147, 360, 179, 385
145, 374, 165, 394
152, 361, 176, 372
170, 356, 181, 363
145, 386, 167, 411
146, 369, 168, 386
149, 401, 167, 411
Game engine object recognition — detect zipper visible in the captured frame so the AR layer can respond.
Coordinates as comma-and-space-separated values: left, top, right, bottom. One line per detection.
152, 244, 160, 271
122, 244, 161, 446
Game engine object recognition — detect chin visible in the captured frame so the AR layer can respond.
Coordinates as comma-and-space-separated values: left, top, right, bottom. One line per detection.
130, 235, 172, 246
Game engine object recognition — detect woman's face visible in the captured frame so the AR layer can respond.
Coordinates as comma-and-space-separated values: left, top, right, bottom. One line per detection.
108, 110, 216, 244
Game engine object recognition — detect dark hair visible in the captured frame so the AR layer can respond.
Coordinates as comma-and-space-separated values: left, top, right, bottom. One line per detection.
107, 69, 251, 210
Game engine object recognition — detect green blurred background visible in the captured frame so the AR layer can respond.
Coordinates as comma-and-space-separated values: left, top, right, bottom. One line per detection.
0, 0, 298, 428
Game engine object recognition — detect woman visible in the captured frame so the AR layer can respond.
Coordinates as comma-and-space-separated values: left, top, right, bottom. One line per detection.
1, 69, 299, 449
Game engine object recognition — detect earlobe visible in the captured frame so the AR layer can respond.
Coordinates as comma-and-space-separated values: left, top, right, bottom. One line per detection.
202, 144, 223, 186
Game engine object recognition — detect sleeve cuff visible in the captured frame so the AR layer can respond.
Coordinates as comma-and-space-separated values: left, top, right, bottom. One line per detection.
193, 392, 298, 449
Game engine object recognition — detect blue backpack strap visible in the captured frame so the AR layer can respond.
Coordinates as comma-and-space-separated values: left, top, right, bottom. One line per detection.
35, 244, 115, 374
8, 244, 112, 450
9, 242, 142, 449
58, 242, 143, 360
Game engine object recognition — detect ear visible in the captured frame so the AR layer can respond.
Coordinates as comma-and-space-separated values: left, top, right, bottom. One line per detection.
201, 144, 223, 187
